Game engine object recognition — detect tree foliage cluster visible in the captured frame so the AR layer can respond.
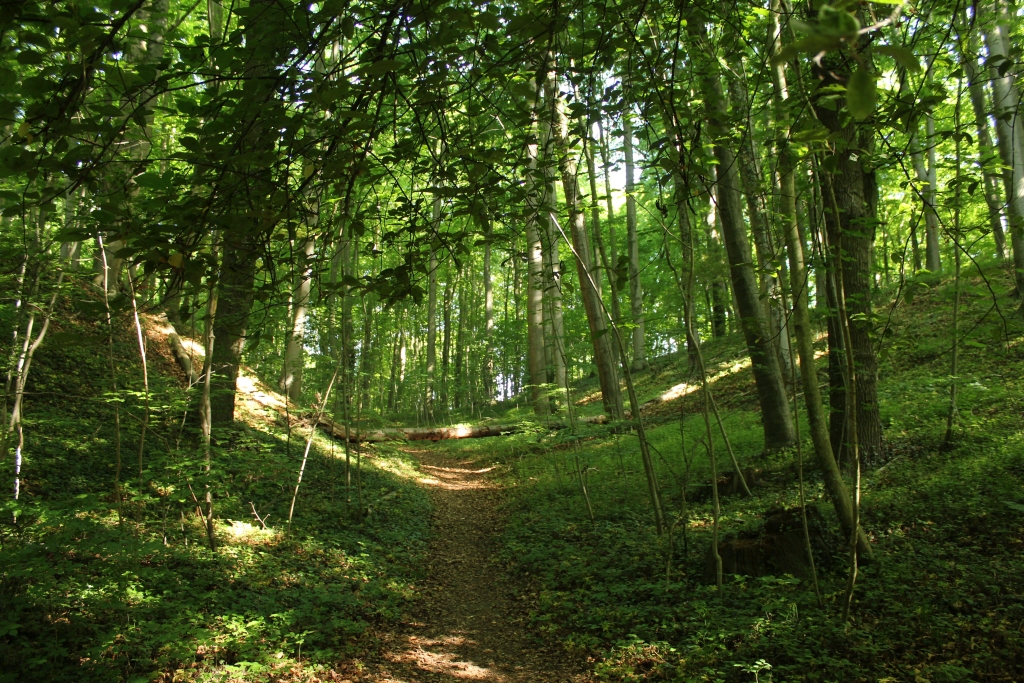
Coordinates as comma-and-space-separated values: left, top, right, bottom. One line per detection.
2, 0, 1024, 678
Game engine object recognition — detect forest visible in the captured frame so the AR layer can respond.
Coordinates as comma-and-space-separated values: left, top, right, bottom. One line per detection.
1, 0, 1023, 680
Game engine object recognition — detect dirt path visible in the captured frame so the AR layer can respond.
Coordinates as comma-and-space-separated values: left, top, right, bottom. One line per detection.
361, 445, 590, 683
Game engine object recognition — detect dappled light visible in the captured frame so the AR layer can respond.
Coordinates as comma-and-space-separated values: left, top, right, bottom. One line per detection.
3, 0, 1024, 680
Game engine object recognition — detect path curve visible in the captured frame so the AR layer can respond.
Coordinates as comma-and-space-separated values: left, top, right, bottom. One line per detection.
362, 445, 590, 683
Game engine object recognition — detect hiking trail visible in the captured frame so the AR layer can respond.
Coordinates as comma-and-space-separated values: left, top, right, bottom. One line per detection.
358, 445, 591, 683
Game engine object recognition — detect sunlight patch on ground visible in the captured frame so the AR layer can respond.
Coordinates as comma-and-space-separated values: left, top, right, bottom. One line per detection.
416, 462, 496, 490
658, 380, 696, 402
577, 354, 758, 408
237, 373, 287, 412
372, 449, 429, 480
386, 634, 500, 681
652, 357, 753, 405
177, 335, 205, 357
220, 519, 279, 545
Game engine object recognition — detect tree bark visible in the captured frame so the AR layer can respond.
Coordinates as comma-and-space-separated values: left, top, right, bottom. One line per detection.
814, 65, 885, 463
983, 0, 1024, 305
585, 127, 605, 298
279, 237, 314, 402
769, 7, 870, 556
455, 277, 468, 409
441, 270, 453, 408
673, 172, 701, 365
484, 220, 494, 400
524, 79, 551, 416
598, 117, 623, 324
426, 200, 439, 418
693, 33, 796, 450
387, 310, 404, 412
209, 0, 283, 424
907, 88, 943, 273
728, 57, 792, 381
623, 112, 647, 370
654, 100, 702, 366
539, 97, 567, 394
210, 232, 258, 424
960, 24, 1007, 259
544, 69, 625, 420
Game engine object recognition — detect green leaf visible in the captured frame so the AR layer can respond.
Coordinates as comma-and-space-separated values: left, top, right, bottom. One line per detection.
361, 59, 402, 76
331, 109, 367, 118
476, 11, 500, 30
815, 6, 860, 39
0, 69, 18, 89
846, 69, 877, 121
21, 75, 52, 98
792, 126, 830, 142
135, 173, 168, 189
16, 50, 43, 65
875, 45, 921, 72
771, 34, 843, 65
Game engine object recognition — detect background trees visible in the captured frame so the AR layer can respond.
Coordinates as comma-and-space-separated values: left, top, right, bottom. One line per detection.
3, 0, 1024, 676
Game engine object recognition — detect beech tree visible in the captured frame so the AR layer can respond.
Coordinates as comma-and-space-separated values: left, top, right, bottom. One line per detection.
3, 0, 1019, 589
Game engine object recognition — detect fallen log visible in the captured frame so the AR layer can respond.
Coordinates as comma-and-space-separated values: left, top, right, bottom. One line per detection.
315, 414, 610, 442
152, 313, 201, 386
153, 319, 612, 442
318, 422, 515, 442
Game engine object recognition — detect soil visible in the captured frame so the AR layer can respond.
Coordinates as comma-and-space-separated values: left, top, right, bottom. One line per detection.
359, 445, 591, 683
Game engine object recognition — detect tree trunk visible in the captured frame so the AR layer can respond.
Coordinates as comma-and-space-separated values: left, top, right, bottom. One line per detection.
729, 59, 792, 382
544, 70, 624, 420
387, 311, 403, 412
483, 220, 494, 400
210, 232, 258, 424
455, 277, 468, 409
585, 128, 605, 298
539, 98, 567, 394
656, 97, 702, 364
673, 171, 701, 366
441, 270, 453, 408
814, 68, 885, 463
598, 117, 623, 324
984, 0, 1024, 305
525, 79, 551, 416
279, 237, 314, 402
61, 186, 84, 271
771, 5, 871, 556
209, 0, 282, 424
924, 112, 942, 272
624, 112, 647, 370
960, 24, 1007, 259
426, 200, 439, 418
906, 77, 941, 274
694, 40, 796, 451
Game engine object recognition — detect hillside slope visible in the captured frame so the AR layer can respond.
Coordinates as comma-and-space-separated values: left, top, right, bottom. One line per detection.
436, 265, 1024, 682
0, 293, 431, 682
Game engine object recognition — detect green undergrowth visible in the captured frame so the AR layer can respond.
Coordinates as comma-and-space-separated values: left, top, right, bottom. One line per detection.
446, 265, 1024, 682
0, 298, 430, 682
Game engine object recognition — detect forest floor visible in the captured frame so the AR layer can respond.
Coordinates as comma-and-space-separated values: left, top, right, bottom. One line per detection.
4, 264, 1024, 682
359, 444, 590, 683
